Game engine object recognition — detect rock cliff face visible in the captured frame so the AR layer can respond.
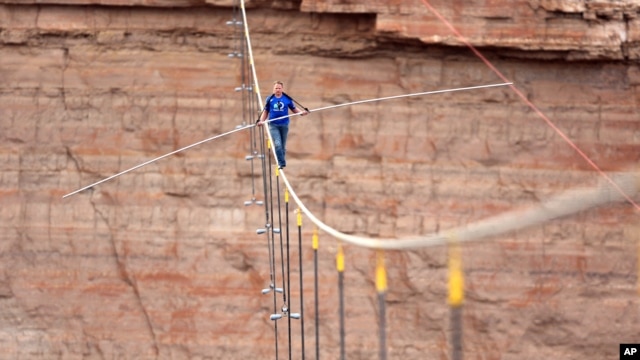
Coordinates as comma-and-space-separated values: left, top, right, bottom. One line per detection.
1, 0, 639, 359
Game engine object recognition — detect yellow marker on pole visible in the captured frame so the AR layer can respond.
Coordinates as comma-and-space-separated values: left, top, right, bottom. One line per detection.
285, 188, 289, 203
447, 233, 464, 307
376, 250, 387, 293
297, 208, 302, 227
336, 242, 345, 273
312, 227, 319, 250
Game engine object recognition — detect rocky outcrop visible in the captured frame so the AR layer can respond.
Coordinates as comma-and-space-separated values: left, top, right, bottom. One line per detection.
0, 1, 638, 359
301, 0, 640, 60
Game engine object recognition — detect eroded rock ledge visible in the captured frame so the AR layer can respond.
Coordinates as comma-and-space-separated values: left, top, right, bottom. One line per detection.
2, 0, 640, 60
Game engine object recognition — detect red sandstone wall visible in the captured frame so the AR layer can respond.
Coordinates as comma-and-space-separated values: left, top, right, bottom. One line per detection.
0, 1, 639, 359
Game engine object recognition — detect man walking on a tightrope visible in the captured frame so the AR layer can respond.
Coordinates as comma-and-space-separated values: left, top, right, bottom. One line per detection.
257, 81, 308, 169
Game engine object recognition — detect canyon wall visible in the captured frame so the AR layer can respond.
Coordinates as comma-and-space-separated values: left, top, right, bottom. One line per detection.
1, 0, 639, 359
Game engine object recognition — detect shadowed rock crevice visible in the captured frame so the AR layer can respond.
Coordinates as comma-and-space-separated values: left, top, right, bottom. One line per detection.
89, 196, 160, 357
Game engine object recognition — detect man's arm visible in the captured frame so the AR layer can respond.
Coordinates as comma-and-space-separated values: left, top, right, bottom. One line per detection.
293, 107, 308, 116
257, 106, 269, 125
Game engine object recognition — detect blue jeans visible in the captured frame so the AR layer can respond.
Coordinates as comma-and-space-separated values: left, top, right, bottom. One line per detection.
269, 124, 289, 167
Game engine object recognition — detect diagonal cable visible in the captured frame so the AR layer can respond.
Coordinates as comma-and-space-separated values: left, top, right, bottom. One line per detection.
418, 0, 640, 212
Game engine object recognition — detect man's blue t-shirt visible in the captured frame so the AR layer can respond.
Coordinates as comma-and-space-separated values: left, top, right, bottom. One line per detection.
264, 95, 296, 126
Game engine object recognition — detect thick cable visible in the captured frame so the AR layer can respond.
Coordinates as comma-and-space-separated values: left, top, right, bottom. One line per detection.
232, 0, 261, 206
239, 26, 248, 126
279, 171, 639, 250
241, 12, 264, 205
419, 0, 640, 213
238, 3, 285, 359
240, 0, 264, 111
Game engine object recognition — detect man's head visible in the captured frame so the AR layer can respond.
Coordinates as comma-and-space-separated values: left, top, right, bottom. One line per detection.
273, 81, 284, 96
